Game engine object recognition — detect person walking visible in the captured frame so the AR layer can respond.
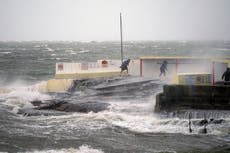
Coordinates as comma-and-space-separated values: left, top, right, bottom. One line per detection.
159, 60, 168, 77
222, 67, 230, 85
120, 59, 130, 74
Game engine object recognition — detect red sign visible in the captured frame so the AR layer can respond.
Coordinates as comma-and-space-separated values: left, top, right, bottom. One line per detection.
58, 63, 63, 71
81, 63, 88, 70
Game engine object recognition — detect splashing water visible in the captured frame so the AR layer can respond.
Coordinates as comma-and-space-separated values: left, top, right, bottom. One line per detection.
1, 41, 230, 153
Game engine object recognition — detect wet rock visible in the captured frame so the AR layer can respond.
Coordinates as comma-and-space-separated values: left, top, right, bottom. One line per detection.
155, 85, 230, 112
17, 100, 110, 116
17, 108, 66, 116
30, 100, 43, 106
197, 118, 225, 126
209, 118, 225, 124
34, 100, 109, 113
35, 100, 68, 110
198, 119, 208, 126
53, 101, 110, 113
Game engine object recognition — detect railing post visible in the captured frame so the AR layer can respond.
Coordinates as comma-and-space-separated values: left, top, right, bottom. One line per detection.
140, 58, 142, 77
176, 59, 178, 74
212, 62, 215, 85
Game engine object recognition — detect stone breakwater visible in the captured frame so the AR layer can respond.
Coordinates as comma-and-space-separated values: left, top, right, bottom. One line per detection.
155, 85, 230, 112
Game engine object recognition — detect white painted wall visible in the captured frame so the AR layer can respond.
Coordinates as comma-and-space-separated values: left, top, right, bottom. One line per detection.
55, 58, 227, 83
214, 62, 228, 82
56, 59, 140, 76
142, 59, 177, 81
141, 58, 228, 84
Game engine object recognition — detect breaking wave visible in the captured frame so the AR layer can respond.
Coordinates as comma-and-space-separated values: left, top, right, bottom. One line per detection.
1, 78, 229, 135
0, 81, 51, 113
24, 145, 104, 153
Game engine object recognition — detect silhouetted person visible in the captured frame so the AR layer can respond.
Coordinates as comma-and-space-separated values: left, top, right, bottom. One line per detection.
120, 59, 130, 74
222, 67, 230, 85
159, 60, 168, 76
188, 112, 192, 133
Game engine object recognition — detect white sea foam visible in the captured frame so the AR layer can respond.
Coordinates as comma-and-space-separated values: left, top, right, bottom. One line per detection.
20, 93, 212, 135
179, 40, 188, 43
0, 51, 12, 54
65, 49, 73, 52
216, 48, 229, 51
36, 111, 109, 131
70, 52, 77, 55
79, 50, 89, 53
24, 145, 104, 153
105, 100, 229, 134
38, 99, 229, 135
1, 82, 50, 111
65, 49, 77, 55
43, 47, 54, 52
1, 80, 228, 135
35, 99, 190, 134
93, 111, 189, 133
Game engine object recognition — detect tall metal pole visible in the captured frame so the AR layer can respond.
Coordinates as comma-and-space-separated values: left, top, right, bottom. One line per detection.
120, 13, 123, 64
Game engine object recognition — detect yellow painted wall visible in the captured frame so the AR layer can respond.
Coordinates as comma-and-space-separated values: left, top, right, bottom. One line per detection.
177, 73, 212, 85
46, 79, 73, 92
55, 69, 126, 79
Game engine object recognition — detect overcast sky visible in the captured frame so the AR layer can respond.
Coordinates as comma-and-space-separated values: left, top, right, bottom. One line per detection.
0, 0, 230, 41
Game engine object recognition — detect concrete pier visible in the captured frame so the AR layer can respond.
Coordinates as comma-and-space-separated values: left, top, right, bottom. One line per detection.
155, 85, 230, 112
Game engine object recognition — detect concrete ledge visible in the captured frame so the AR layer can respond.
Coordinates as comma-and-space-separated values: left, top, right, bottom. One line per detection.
55, 68, 127, 79
163, 85, 230, 97
155, 85, 230, 112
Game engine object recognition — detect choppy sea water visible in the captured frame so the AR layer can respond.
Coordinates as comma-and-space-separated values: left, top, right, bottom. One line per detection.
0, 41, 230, 153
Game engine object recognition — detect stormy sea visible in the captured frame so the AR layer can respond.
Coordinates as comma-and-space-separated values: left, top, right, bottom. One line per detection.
0, 41, 230, 153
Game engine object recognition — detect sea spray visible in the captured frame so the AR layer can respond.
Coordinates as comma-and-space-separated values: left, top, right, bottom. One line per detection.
23, 145, 104, 153
1, 41, 230, 153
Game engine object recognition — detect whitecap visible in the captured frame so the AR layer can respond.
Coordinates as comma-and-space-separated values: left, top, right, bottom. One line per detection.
23, 144, 104, 153
65, 49, 73, 52
0, 51, 12, 54
1, 82, 51, 110
33, 45, 41, 48
79, 50, 89, 53
65, 49, 77, 55
216, 48, 229, 51
43, 48, 54, 52
179, 40, 188, 43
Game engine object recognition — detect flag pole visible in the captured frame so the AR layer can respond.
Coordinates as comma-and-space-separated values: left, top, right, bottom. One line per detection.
120, 13, 123, 64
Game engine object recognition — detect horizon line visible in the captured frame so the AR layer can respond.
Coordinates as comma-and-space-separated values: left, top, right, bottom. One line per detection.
0, 39, 230, 42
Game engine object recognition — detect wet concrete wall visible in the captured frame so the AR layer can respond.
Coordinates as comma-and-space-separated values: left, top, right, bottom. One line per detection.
155, 85, 230, 112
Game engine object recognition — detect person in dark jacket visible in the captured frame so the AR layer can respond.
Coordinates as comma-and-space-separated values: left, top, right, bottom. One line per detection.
222, 67, 230, 85
159, 60, 168, 76
120, 59, 130, 74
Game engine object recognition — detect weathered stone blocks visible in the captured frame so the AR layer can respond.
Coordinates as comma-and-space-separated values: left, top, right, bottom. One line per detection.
155, 85, 230, 112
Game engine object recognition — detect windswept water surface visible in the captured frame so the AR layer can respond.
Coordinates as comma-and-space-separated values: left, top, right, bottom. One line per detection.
0, 41, 230, 153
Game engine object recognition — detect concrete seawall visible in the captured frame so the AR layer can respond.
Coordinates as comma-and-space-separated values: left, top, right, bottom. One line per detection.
155, 85, 230, 112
